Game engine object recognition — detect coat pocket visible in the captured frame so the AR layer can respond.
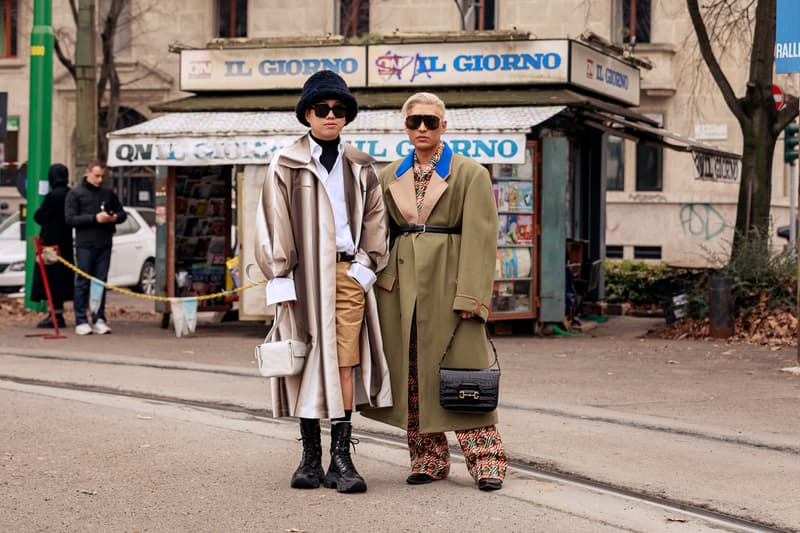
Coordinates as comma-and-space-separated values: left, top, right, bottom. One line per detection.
376, 271, 396, 292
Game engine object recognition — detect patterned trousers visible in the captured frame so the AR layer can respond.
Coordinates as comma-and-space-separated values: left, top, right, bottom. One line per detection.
407, 322, 507, 482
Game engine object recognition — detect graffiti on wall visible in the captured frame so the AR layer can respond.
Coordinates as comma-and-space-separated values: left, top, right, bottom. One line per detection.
679, 203, 727, 240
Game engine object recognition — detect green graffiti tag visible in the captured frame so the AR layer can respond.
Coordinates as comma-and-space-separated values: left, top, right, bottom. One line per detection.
679, 203, 727, 240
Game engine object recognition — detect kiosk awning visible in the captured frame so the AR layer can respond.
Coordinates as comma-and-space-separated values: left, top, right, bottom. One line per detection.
107, 106, 565, 166
580, 109, 741, 182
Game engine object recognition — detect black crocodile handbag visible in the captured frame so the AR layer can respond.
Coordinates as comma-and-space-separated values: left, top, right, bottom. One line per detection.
439, 321, 500, 413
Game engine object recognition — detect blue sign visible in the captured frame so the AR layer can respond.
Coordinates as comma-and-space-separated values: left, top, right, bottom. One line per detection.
776, 0, 800, 73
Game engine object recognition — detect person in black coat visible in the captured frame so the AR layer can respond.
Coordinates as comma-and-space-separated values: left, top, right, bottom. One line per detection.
64, 159, 126, 335
31, 163, 75, 328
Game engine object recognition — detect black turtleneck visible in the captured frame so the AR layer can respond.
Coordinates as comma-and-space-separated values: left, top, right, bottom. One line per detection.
311, 134, 340, 173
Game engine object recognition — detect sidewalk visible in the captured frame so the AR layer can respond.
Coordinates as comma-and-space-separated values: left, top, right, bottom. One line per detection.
2, 302, 799, 529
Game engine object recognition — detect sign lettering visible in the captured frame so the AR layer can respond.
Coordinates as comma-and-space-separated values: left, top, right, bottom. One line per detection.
692, 152, 740, 182
108, 134, 525, 167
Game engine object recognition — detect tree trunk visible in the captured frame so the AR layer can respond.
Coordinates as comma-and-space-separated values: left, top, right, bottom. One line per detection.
733, 101, 778, 254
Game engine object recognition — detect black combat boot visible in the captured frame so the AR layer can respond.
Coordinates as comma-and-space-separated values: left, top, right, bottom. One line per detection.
290, 418, 324, 489
324, 422, 367, 493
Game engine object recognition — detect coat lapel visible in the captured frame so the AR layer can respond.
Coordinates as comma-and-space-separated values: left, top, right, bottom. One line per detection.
418, 143, 453, 224
388, 151, 419, 225
342, 156, 360, 242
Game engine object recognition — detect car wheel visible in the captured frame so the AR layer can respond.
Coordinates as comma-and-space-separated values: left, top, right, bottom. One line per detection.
138, 260, 156, 296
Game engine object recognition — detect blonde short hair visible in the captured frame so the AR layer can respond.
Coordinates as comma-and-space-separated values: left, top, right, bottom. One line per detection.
401, 92, 446, 118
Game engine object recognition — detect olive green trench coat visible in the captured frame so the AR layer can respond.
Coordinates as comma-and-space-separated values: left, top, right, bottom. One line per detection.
362, 143, 499, 433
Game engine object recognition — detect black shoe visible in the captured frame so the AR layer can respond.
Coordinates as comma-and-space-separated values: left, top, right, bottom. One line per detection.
478, 478, 503, 491
290, 418, 324, 489
37, 315, 65, 329
406, 473, 438, 485
324, 422, 367, 493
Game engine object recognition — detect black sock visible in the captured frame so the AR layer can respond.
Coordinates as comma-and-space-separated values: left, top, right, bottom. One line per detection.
331, 410, 352, 424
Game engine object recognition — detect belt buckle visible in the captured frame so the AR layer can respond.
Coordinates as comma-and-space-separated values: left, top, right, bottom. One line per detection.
419, 224, 426, 234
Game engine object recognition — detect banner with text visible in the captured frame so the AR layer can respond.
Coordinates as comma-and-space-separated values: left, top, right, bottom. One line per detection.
108, 133, 526, 166
178, 39, 640, 105
366, 40, 568, 87
180, 46, 367, 91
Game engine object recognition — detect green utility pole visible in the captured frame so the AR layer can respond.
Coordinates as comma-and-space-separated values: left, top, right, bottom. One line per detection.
24, 0, 53, 312
75, 0, 97, 172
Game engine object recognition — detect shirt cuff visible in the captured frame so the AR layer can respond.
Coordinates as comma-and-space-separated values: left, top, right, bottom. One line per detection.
348, 262, 377, 292
266, 277, 296, 305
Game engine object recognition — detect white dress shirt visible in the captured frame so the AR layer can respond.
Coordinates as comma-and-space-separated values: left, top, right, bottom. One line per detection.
266, 138, 377, 305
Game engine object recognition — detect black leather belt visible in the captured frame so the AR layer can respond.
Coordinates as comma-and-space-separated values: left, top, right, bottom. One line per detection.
336, 252, 355, 262
393, 224, 461, 236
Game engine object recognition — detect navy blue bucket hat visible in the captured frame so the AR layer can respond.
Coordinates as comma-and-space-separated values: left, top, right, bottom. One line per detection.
295, 70, 358, 127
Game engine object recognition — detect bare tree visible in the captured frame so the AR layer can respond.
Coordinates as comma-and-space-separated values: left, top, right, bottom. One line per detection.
53, 0, 136, 162
687, 0, 798, 257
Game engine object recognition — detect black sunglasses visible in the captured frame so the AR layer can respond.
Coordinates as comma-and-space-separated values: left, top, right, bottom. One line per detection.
311, 103, 348, 119
405, 114, 441, 130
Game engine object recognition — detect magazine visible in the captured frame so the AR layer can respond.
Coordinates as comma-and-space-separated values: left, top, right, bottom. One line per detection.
498, 214, 534, 245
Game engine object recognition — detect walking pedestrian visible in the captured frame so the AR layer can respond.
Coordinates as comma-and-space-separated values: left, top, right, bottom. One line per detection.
254, 70, 392, 493
30, 163, 74, 328
65, 159, 127, 335
362, 92, 507, 491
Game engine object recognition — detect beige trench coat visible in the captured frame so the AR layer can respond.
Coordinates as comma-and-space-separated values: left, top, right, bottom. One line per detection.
254, 134, 392, 420
362, 143, 500, 433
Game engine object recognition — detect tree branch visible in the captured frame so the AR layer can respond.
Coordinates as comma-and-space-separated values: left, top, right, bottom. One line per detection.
686, 0, 745, 123
68, 0, 78, 26
53, 34, 76, 80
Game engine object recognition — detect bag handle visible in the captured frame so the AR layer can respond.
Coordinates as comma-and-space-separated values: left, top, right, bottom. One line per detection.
438, 319, 499, 370
264, 305, 299, 343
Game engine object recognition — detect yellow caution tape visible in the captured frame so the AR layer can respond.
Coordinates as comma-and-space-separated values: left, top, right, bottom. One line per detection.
56, 255, 266, 303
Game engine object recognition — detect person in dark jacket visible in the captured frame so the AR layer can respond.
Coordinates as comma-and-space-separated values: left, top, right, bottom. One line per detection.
64, 159, 127, 335
30, 164, 75, 328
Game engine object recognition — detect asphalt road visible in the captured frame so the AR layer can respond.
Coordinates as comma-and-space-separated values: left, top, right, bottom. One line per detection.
1, 381, 737, 533
1, 312, 798, 531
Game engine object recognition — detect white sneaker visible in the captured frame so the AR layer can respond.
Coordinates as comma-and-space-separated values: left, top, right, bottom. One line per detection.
92, 319, 111, 335
75, 323, 93, 336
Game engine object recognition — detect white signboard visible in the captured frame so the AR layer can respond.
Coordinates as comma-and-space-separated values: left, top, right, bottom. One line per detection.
346, 133, 525, 163
568, 41, 640, 106
367, 40, 569, 87
693, 124, 728, 141
692, 152, 740, 182
108, 136, 297, 166
108, 133, 526, 166
180, 47, 367, 91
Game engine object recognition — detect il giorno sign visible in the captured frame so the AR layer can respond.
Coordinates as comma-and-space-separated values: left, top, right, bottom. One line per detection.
107, 133, 526, 167
180, 39, 640, 106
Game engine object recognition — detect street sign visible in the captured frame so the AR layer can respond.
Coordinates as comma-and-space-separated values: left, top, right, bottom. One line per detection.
777, 0, 800, 73
774, 84, 786, 111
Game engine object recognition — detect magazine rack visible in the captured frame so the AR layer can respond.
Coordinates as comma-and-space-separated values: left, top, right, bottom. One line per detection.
489, 141, 539, 321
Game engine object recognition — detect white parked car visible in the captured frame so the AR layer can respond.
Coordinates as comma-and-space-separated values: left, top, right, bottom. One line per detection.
0, 207, 157, 295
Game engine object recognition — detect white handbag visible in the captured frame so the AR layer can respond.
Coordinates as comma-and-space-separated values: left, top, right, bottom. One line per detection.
255, 306, 308, 378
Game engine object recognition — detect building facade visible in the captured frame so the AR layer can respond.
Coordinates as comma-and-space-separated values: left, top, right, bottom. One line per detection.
0, 0, 791, 266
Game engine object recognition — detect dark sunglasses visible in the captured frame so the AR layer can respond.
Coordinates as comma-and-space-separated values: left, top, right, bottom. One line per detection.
311, 103, 348, 119
405, 114, 441, 130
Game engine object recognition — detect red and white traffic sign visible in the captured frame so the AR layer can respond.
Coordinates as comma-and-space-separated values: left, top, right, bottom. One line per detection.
773, 84, 786, 111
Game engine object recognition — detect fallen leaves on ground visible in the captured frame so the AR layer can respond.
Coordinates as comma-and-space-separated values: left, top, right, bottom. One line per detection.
0, 296, 158, 327
650, 304, 798, 347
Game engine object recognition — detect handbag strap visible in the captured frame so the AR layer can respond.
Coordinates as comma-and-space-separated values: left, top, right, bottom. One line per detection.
438, 320, 499, 370
264, 305, 299, 343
